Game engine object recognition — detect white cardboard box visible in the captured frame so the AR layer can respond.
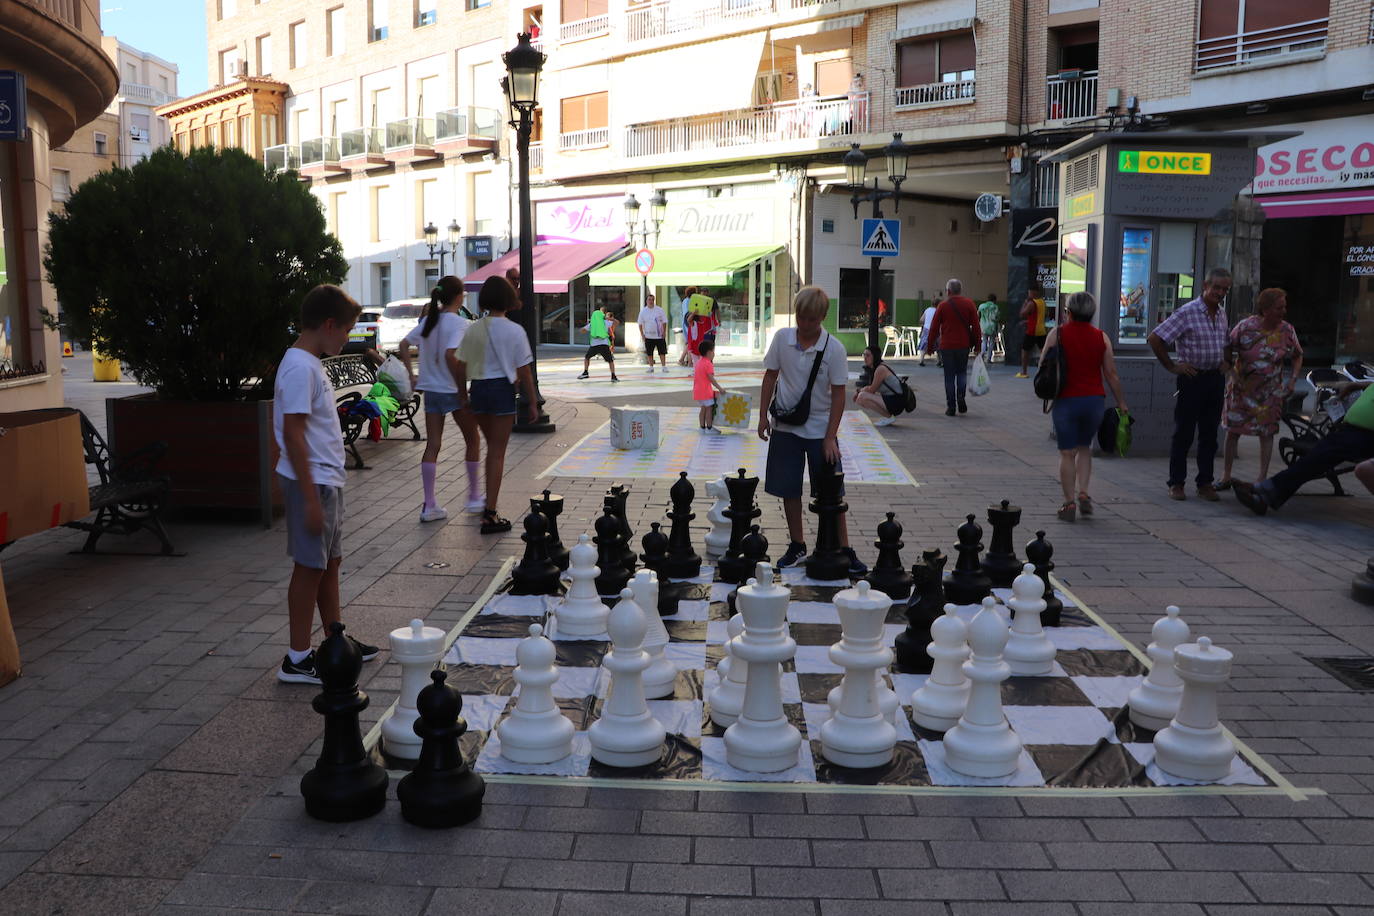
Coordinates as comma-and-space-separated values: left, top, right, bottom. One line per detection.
715, 391, 753, 429
609, 407, 660, 450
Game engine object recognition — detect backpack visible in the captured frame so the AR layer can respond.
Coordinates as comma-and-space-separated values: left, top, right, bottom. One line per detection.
900, 375, 917, 413
1032, 342, 1066, 412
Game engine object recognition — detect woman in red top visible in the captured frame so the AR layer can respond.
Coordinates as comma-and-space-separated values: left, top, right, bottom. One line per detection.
1041, 292, 1128, 521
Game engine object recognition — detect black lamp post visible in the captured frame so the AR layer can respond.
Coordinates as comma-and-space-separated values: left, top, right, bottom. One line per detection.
624, 189, 666, 319
423, 219, 461, 277
503, 32, 554, 433
844, 133, 910, 379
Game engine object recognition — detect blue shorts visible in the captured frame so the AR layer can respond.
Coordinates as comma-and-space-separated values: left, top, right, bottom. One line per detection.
1052, 395, 1105, 450
470, 377, 517, 416
424, 390, 462, 414
764, 430, 845, 500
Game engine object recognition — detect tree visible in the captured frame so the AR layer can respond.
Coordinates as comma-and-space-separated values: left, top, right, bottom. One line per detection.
46, 146, 347, 401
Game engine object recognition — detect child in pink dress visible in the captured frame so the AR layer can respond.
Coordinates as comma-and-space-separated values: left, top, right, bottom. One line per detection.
693, 340, 726, 433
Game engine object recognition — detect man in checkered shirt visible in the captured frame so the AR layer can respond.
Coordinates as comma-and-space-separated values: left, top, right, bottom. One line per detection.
1147, 267, 1235, 502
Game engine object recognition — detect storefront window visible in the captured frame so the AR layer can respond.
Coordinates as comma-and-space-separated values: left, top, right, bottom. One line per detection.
1337, 214, 1374, 360
539, 292, 570, 344
711, 272, 750, 350
0, 144, 25, 372
572, 278, 591, 345
1118, 227, 1154, 342
838, 267, 894, 330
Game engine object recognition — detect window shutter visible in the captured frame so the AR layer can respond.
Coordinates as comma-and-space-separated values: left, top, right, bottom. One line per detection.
815, 58, 853, 96
898, 39, 937, 87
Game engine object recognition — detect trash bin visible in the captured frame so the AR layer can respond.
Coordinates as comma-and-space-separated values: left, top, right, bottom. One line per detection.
92, 347, 120, 382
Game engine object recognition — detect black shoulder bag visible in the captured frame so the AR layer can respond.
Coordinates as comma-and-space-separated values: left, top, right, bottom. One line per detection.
1033, 335, 1067, 413
769, 335, 829, 426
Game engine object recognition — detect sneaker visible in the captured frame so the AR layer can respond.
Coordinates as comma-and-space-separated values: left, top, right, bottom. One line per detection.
419, 505, 448, 523
349, 636, 381, 661
1014, 372, 1029, 379
777, 541, 807, 569
278, 651, 321, 685
703, 426, 723, 435
1168, 484, 1186, 501
957, 400, 968, 414
874, 415, 896, 427
646, 366, 654, 374
945, 407, 956, 417
611, 375, 620, 383
1197, 483, 1220, 502
577, 371, 590, 380
843, 547, 869, 577
465, 497, 485, 513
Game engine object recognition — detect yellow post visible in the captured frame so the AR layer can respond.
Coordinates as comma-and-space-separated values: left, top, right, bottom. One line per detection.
92, 346, 120, 382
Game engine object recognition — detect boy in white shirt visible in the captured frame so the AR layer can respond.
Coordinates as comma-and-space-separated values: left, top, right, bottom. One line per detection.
638, 293, 669, 373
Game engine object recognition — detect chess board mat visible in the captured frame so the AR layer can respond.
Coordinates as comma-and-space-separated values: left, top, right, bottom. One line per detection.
365, 561, 1308, 798
537, 408, 916, 486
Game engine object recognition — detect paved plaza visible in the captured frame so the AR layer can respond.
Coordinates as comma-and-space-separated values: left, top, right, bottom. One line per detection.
2, 352, 1373, 914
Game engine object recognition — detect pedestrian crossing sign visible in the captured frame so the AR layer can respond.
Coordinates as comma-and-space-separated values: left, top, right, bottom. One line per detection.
860, 218, 901, 257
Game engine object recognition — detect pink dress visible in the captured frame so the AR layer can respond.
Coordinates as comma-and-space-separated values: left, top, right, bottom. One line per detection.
1223, 315, 1301, 436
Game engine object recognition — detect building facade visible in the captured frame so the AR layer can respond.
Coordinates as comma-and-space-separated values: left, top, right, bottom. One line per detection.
103, 38, 180, 168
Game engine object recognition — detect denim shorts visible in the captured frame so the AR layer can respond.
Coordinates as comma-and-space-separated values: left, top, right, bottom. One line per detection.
764, 430, 845, 500
1052, 395, 1105, 450
423, 390, 462, 414
469, 377, 517, 416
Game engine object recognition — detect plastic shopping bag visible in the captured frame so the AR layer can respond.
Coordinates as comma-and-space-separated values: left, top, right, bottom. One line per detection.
377, 354, 413, 401
968, 355, 991, 397
1116, 408, 1134, 457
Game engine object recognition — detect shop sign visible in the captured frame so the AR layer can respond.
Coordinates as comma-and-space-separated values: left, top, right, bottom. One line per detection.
464, 235, 493, 258
1010, 206, 1057, 258
659, 197, 776, 245
1346, 244, 1374, 278
1117, 150, 1212, 176
535, 196, 624, 243
1066, 192, 1096, 220
0, 71, 27, 143
1254, 117, 1374, 195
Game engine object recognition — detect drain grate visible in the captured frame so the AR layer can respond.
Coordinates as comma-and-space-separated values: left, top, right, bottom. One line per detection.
1305, 656, 1374, 691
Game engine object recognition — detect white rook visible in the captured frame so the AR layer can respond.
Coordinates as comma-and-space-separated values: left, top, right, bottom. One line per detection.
724, 563, 802, 772
1153, 636, 1236, 782
821, 581, 898, 768
1128, 606, 1190, 731
381, 618, 445, 761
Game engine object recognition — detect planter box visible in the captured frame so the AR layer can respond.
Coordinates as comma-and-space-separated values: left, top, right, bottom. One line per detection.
108, 394, 280, 527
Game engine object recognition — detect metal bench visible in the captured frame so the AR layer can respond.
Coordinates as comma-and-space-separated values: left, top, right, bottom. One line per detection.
65, 411, 177, 555
322, 354, 422, 470
1278, 371, 1358, 496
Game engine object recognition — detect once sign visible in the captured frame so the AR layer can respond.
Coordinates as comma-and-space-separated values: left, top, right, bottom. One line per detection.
1117, 150, 1213, 176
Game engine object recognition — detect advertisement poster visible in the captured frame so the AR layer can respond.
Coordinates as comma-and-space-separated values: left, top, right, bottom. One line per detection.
1058, 228, 1090, 305
1118, 227, 1154, 341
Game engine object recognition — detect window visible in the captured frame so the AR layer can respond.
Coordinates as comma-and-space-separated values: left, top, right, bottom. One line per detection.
369, 0, 389, 41
256, 34, 273, 75
176, 132, 189, 153
467, 0, 491, 10
289, 21, 307, 69
326, 6, 345, 56
374, 185, 394, 241
218, 0, 237, 19
414, 74, 439, 117
897, 32, 975, 87
158, 74, 168, 93
561, 0, 605, 21
126, 62, 138, 84
753, 72, 782, 107
416, 1, 438, 26
191, 127, 203, 148
52, 169, 72, 202
416, 178, 441, 237
218, 48, 241, 84
328, 191, 345, 237
560, 91, 608, 144
207, 123, 220, 147
369, 87, 394, 125
815, 58, 853, 97
224, 118, 236, 147
1196, 0, 1329, 70
838, 267, 893, 330
294, 108, 312, 142
259, 114, 278, 147
93, 132, 108, 156
239, 115, 251, 148
329, 98, 351, 135
471, 173, 495, 235
375, 263, 392, 304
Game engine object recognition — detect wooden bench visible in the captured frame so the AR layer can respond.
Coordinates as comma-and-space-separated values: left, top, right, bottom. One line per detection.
322, 354, 422, 470
64, 411, 178, 555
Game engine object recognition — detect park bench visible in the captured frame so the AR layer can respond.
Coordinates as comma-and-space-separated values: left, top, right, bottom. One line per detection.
322, 354, 422, 470
64, 411, 177, 555
1279, 370, 1357, 496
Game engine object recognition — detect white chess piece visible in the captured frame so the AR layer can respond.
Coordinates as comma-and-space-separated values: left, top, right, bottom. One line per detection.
1152, 636, 1236, 782
1127, 606, 1190, 731
588, 588, 666, 767
820, 581, 898, 768
1004, 566, 1056, 676
707, 607, 747, 727
724, 563, 803, 772
703, 476, 731, 560
497, 623, 575, 763
380, 618, 445, 761
942, 602, 1023, 778
555, 534, 610, 638
911, 604, 971, 732
631, 569, 677, 698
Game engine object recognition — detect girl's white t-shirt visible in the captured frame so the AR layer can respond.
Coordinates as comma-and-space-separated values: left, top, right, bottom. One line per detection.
406, 311, 468, 393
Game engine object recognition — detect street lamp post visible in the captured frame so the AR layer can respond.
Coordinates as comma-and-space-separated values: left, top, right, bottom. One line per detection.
503, 32, 554, 434
624, 189, 667, 327
843, 134, 910, 381
423, 219, 461, 277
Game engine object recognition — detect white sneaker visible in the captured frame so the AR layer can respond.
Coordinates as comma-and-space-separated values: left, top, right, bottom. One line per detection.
465, 498, 485, 513
420, 506, 448, 523
874, 416, 897, 427
647, 366, 655, 374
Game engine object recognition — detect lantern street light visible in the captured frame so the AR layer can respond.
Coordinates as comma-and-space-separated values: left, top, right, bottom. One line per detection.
624, 188, 667, 321
423, 219, 461, 277
844, 133, 910, 375
502, 32, 554, 433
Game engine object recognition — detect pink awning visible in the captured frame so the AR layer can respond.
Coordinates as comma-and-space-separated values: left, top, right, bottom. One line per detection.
1257, 188, 1374, 220
462, 239, 627, 294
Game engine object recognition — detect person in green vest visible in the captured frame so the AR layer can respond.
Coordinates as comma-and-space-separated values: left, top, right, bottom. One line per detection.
578, 303, 620, 382
978, 293, 1001, 362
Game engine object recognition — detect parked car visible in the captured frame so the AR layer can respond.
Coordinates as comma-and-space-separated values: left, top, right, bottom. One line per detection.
350, 310, 382, 349
378, 299, 428, 352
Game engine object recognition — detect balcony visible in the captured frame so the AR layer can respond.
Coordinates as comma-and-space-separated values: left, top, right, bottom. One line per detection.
264, 143, 301, 173
434, 106, 500, 155
1195, 18, 1328, 72
300, 136, 344, 177
894, 78, 975, 110
560, 13, 610, 42
1045, 70, 1097, 121
623, 93, 867, 159
340, 126, 388, 170
625, 0, 771, 43
559, 127, 610, 151
530, 142, 544, 173
383, 117, 437, 163
121, 81, 173, 106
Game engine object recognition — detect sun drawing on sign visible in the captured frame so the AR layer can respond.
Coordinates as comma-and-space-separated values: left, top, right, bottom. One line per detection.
721, 395, 749, 425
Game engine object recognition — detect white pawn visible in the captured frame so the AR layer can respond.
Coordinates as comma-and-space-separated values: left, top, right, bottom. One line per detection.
1153, 636, 1236, 782
911, 604, 971, 732
555, 534, 610, 638
1128, 606, 1190, 731
1004, 566, 1056, 676
821, 581, 898, 768
708, 606, 748, 727
380, 618, 445, 761
703, 475, 731, 560
942, 602, 1023, 779
588, 588, 666, 767
631, 569, 677, 699
498, 624, 575, 763
724, 563, 802, 772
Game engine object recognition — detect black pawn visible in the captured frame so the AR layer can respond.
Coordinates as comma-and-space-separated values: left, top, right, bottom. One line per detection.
300, 623, 388, 822
740, 524, 770, 567
983, 499, 1023, 588
532, 490, 569, 571
944, 514, 992, 605
1025, 530, 1064, 627
718, 468, 762, 585
594, 507, 633, 596
662, 471, 702, 579
398, 669, 485, 828
804, 468, 851, 582
510, 510, 562, 595
640, 521, 669, 577
609, 485, 636, 575
866, 511, 913, 600
893, 549, 948, 673
603, 493, 637, 578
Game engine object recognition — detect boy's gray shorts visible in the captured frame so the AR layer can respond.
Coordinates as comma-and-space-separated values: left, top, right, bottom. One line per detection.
280, 474, 344, 569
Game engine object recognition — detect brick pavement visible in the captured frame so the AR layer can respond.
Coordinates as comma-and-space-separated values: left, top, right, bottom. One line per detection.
2, 354, 1373, 914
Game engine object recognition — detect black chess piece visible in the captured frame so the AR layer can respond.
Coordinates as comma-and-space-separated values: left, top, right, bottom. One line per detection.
740, 524, 770, 567
866, 511, 913, 600
300, 623, 388, 822
718, 469, 763, 584
640, 521, 669, 576
1025, 530, 1064, 627
603, 493, 637, 577
804, 468, 851, 582
510, 510, 562, 595
594, 507, 633, 595
893, 550, 947, 673
662, 471, 703, 579
609, 485, 636, 574
983, 499, 1023, 588
532, 490, 569, 571
397, 669, 485, 828
944, 514, 992, 605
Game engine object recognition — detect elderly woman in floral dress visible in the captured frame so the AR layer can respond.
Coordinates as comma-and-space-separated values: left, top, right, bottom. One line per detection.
1217, 287, 1303, 489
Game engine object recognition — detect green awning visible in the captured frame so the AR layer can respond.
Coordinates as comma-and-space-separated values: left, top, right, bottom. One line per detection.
587, 244, 783, 287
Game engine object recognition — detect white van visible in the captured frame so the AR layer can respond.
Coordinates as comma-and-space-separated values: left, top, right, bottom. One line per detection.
378, 299, 428, 352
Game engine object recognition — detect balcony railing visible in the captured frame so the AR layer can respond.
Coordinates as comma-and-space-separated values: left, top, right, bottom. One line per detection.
530, 142, 544, 172
28, 0, 78, 28
121, 82, 173, 106
894, 78, 976, 109
624, 93, 867, 159
1045, 70, 1097, 121
300, 136, 340, 167
435, 106, 501, 143
625, 0, 772, 42
385, 117, 435, 150
341, 126, 384, 158
1195, 17, 1328, 71
560, 13, 610, 42
559, 127, 610, 151
264, 143, 301, 173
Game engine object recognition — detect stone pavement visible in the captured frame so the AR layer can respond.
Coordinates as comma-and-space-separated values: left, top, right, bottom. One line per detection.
2, 351, 1374, 915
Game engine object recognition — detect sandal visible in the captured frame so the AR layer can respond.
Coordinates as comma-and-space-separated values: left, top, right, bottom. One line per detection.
1214, 479, 1233, 491
1077, 493, 1093, 516
480, 510, 512, 534
1057, 501, 1076, 522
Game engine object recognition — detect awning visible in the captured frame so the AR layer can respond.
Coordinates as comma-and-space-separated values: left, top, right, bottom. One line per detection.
619, 33, 766, 122
771, 13, 864, 41
587, 244, 783, 287
462, 239, 627, 294
1256, 188, 1374, 220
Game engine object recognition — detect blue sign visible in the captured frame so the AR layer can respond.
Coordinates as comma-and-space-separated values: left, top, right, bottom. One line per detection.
464, 235, 493, 258
860, 218, 900, 257
0, 71, 27, 143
